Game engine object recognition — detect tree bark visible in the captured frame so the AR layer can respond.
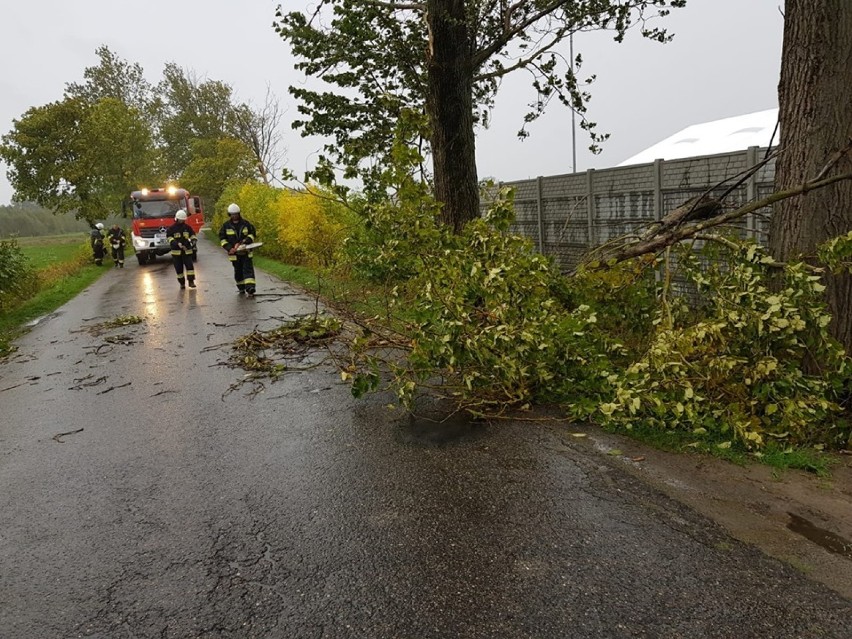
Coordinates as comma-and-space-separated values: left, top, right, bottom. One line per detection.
426, 0, 480, 232
772, 0, 852, 350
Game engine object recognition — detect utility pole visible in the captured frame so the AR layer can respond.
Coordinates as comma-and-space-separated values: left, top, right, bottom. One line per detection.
570, 32, 577, 173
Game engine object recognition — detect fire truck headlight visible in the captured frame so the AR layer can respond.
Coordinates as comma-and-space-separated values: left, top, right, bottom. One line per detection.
134, 238, 147, 248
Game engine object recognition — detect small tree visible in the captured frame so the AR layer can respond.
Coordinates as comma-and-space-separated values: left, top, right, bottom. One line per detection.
153, 64, 282, 202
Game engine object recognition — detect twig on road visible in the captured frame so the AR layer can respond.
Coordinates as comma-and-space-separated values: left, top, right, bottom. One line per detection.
52, 428, 84, 443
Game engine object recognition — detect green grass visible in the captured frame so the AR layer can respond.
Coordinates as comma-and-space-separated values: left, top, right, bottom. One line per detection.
254, 255, 407, 323
603, 420, 835, 476
757, 445, 834, 478
253, 256, 324, 293
19, 235, 89, 270
0, 236, 107, 357
14, 232, 88, 246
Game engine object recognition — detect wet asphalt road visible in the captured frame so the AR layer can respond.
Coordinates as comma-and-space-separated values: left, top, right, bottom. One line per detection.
1, 237, 850, 639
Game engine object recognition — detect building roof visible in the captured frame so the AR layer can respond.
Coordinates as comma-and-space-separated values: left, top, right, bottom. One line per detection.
617, 108, 779, 166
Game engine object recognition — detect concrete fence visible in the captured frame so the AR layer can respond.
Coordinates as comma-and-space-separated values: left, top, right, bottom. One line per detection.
486, 146, 776, 271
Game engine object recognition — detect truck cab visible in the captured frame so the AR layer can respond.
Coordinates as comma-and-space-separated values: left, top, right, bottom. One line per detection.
124, 186, 204, 265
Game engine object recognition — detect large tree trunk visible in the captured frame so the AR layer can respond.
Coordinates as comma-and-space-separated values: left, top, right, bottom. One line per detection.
425, 0, 480, 232
771, 0, 852, 350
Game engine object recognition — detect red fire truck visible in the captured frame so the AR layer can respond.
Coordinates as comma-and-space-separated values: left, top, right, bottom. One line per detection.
123, 186, 205, 265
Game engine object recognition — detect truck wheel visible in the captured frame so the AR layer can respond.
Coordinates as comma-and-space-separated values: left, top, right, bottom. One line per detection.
136, 253, 147, 266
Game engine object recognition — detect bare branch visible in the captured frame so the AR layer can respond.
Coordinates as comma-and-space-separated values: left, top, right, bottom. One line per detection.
353, 0, 425, 10
574, 143, 852, 271
579, 169, 852, 271
473, 0, 571, 68
474, 28, 568, 82
232, 88, 285, 185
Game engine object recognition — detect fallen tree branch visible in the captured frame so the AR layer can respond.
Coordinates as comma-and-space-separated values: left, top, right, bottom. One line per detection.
577, 167, 852, 272
692, 233, 821, 272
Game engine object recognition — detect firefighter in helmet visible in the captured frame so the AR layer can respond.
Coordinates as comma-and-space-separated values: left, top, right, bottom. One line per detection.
167, 210, 197, 289
218, 203, 257, 297
90, 223, 106, 266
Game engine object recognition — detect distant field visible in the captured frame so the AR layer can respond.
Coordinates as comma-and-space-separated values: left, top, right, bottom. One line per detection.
17, 234, 89, 270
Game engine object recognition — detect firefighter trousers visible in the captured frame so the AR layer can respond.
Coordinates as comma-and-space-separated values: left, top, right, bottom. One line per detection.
230, 254, 256, 293
111, 245, 125, 267
172, 252, 196, 288
92, 241, 105, 266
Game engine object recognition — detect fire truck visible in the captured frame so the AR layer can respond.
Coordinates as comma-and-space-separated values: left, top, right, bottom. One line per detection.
123, 186, 205, 265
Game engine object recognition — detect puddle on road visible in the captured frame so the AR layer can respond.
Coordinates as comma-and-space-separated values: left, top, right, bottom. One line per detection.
787, 512, 852, 560
396, 411, 485, 446
25, 311, 61, 327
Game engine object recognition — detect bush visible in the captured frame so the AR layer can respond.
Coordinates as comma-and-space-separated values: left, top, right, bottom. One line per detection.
0, 238, 37, 311
278, 188, 354, 268
215, 181, 356, 268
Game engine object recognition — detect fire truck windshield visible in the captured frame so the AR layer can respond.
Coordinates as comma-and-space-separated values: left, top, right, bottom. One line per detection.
132, 199, 182, 219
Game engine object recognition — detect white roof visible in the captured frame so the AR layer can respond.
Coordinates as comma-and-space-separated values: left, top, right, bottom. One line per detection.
618, 108, 779, 166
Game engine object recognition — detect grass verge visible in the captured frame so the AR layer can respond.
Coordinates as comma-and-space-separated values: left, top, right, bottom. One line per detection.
254, 256, 406, 323
0, 253, 107, 357
602, 421, 834, 476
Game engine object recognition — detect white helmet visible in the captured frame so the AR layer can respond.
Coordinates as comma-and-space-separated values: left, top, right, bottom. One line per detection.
95, 223, 104, 229
227, 203, 241, 215
175, 210, 187, 221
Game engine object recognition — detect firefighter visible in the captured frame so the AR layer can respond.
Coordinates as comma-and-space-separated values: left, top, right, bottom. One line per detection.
167, 210, 197, 289
218, 203, 257, 297
90, 223, 106, 266
107, 223, 127, 268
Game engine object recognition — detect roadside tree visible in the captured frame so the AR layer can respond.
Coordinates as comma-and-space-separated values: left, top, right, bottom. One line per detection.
154, 63, 239, 180
153, 63, 284, 200
275, 0, 687, 230
771, 0, 852, 351
179, 137, 260, 207
65, 45, 154, 113
0, 97, 155, 223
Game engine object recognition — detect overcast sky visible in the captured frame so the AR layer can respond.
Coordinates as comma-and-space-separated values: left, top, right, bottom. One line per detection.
0, 0, 783, 206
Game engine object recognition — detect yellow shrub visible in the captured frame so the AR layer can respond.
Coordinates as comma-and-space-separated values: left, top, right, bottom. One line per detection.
214, 182, 286, 259
277, 189, 346, 267
214, 181, 353, 267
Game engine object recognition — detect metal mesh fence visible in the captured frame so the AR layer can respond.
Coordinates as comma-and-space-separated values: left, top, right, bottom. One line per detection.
484, 146, 775, 271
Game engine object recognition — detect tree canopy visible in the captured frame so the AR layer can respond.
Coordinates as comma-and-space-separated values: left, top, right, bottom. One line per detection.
0, 97, 153, 221
276, 0, 687, 228
1, 46, 283, 222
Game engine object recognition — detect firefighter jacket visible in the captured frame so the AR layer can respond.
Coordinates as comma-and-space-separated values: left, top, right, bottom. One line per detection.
90, 228, 105, 248
107, 227, 126, 248
167, 221, 196, 256
219, 218, 256, 257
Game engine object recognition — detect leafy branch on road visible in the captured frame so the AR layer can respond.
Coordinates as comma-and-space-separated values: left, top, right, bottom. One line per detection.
221, 314, 343, 398
74, 314, 145, 337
